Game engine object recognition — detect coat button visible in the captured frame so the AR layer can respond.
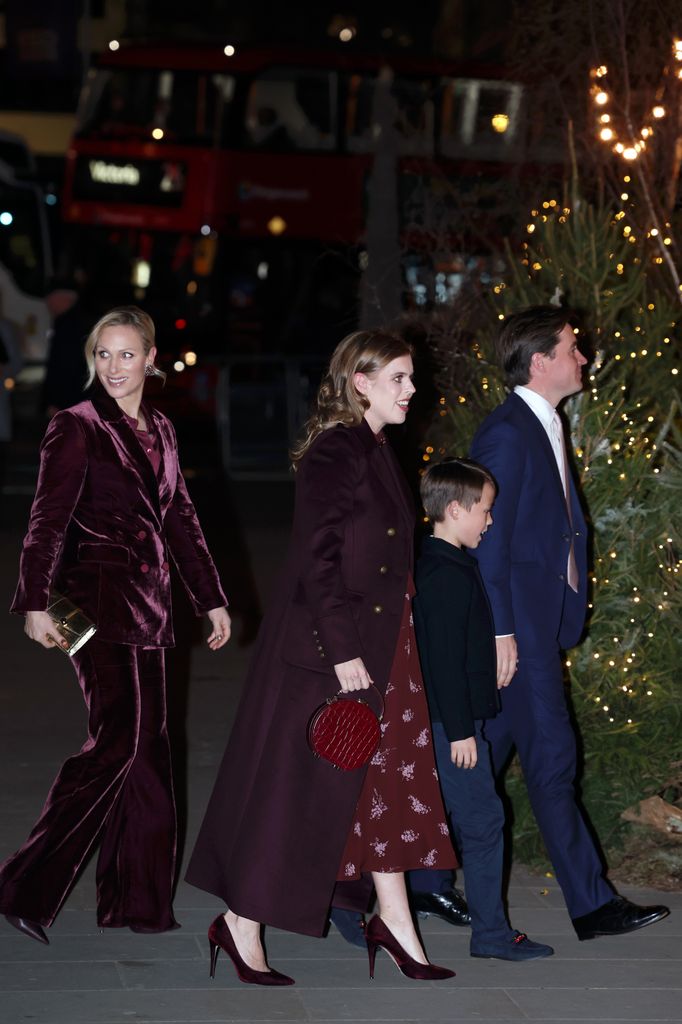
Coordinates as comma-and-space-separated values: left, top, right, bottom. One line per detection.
386, 527, 396, 537
558, 572, 565, 581
379, 565, 388, 574
140, 563, 150, 574
162, 561, 169, 571
320, 652, 325, 659
312, 629, 318, 636
137, 529, 147, 540
373, 604, 383, 614
562, 534, 570, 542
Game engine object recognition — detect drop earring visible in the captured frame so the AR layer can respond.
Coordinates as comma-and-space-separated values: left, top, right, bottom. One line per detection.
145, 363, 154, 377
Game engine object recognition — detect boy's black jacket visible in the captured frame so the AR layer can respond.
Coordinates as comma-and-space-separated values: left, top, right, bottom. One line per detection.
414, 535, 499, 742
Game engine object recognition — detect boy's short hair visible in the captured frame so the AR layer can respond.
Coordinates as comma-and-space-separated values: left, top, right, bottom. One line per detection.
421, 458, 498, 522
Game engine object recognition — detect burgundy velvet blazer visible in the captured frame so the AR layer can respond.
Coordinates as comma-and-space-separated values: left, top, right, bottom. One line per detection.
11, 389, 226, 647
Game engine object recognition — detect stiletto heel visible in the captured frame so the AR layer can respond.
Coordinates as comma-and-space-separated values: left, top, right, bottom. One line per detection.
207, 914, 295, 986
367, 938, 378, 979
365, 915, 455, 981
209, 939, 219, 979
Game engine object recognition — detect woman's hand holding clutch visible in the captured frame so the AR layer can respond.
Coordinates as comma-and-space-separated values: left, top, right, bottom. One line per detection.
25, 610, 69, 650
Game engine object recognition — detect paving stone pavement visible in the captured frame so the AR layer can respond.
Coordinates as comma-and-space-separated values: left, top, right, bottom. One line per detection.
0, 485, 680, 1024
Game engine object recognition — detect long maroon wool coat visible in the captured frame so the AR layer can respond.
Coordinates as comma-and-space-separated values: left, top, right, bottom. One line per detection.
186, 418, 416, 937
11, 388, 226, 637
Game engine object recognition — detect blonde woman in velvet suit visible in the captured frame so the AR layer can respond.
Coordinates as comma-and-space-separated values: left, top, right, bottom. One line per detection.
0, 307, 231, 945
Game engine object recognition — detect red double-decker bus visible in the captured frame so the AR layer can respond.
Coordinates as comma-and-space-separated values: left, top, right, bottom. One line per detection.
62, 44, 560, 364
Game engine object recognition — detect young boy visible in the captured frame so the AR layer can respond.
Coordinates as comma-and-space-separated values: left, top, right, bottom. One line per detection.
413, 458, 554, 961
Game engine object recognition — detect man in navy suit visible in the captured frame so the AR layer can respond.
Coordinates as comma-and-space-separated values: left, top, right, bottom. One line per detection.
462, 306, 667, 939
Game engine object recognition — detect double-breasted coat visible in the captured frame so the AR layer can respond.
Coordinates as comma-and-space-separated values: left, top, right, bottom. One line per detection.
186, 418, 416, 937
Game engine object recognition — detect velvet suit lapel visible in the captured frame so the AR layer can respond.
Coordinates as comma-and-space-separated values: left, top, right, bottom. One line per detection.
147, 404, 176, 513
90, 389, 163, 526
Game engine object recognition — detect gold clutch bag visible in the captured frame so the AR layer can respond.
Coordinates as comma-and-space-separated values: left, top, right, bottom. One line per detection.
47, 591, 97, 656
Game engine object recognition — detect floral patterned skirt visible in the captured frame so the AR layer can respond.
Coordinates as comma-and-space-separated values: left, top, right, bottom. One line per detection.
337, 586, 457, 880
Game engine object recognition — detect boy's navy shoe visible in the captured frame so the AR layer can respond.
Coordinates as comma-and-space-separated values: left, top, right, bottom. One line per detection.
471, 931, 554, 961
572, 896, 669, 940
412, 887, 471, 927
328, 908, 367, 948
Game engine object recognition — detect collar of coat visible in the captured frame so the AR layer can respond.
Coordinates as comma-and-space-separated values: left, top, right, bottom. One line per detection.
421, 534, 478, 567
349, 417, 415, 527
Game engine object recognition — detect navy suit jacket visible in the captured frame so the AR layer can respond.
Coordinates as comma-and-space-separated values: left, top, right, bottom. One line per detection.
469, 392, 588, 652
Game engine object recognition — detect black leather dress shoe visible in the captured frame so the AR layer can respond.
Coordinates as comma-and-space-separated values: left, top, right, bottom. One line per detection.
572, 896, 669, 940
411, 888, 471, 927
5, 914, 49, 945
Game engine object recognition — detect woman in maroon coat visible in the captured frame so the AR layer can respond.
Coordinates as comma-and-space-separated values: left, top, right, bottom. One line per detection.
186, 330, 456, 985
0, 306, 231, 945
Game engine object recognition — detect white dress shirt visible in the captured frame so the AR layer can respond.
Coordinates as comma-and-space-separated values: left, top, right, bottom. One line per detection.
513, 385, 564, 476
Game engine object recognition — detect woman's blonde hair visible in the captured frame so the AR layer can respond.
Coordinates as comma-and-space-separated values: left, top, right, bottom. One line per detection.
84, 305, 166, 388
290, 328, 413, 465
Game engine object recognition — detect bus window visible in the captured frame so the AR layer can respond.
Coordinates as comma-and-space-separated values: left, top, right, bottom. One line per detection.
391, 77, 435, 155
76, 67, 223, 146
345, 74, 378, 152
244, 68, 337, 151
346, 73, 434, 155
440, 79, 523, 159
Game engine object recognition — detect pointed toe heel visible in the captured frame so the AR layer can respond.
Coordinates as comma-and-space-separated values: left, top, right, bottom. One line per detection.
5, 915, 49, 945
365, 915, 454, 981
207, 914, 295, 986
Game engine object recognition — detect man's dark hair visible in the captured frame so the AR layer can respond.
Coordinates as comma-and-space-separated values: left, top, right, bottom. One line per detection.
420, 458, 498, 522
497, 306, 571, 387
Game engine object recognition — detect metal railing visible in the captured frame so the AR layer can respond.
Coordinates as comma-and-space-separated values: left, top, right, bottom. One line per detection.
215, 353, 326, 478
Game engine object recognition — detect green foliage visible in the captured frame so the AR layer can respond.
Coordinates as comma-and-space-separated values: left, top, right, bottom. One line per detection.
426, 197, 682, 866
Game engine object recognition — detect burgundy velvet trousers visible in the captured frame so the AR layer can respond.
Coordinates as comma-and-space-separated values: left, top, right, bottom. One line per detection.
0, 639, 178, 931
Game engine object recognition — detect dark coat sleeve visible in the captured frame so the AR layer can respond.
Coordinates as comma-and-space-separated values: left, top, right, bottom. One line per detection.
11, 411, 88, 613
415, 564, 478, 742
294, 429, 364, 666
470, 418, 525, 637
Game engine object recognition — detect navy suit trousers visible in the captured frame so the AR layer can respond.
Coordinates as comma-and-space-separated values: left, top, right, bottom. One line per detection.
430, 722, 512, 946
482, 644, 613, 918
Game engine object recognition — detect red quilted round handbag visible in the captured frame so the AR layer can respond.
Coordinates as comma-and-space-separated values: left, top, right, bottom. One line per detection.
307, 686, 385, 771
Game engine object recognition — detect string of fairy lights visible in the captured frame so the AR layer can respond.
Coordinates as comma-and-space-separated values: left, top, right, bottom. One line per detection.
590, 40, 682, 162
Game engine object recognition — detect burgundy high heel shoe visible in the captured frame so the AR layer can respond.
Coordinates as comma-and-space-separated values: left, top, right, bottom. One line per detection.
5, 914, 49, 945
365, 915, 455, 981
208, 915, 295, 986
